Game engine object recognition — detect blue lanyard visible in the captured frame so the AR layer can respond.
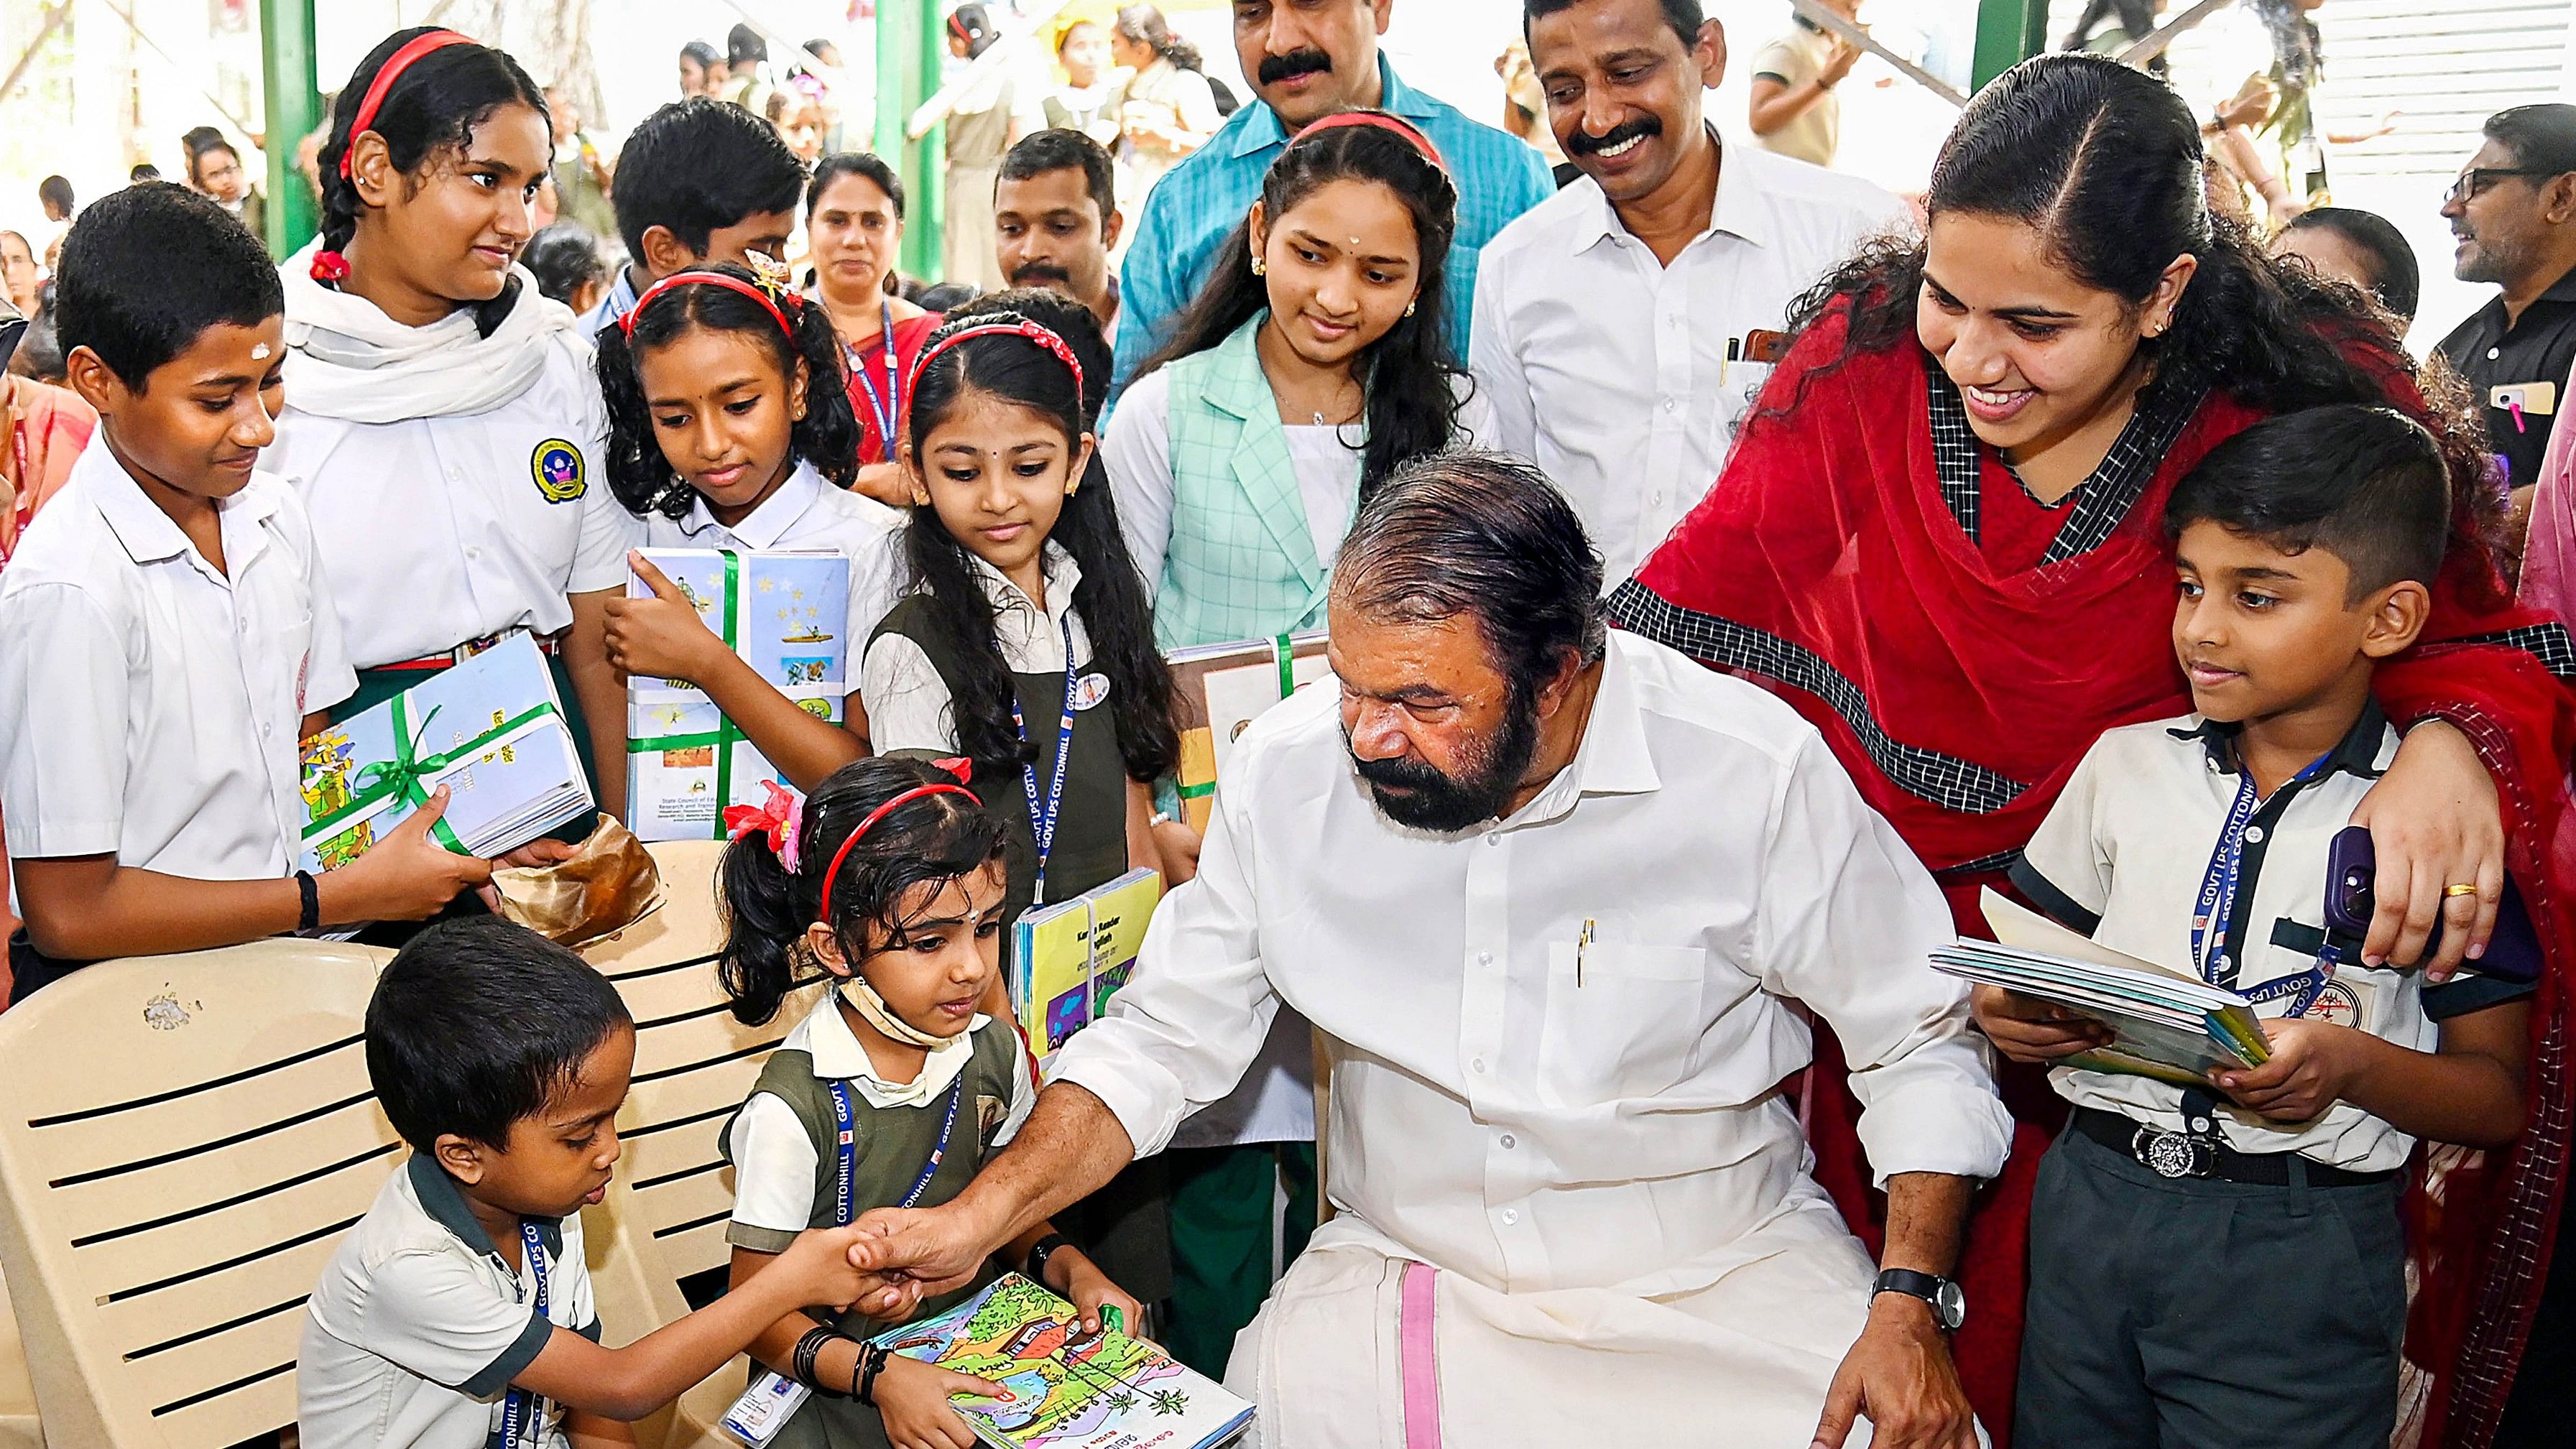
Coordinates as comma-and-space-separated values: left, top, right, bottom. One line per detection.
849, 302, 902, 460
1010, 614, 1079, 906
826, 1071, 964, 1225
2189, 749, 2336, 1013
493, 1221, 551, 1448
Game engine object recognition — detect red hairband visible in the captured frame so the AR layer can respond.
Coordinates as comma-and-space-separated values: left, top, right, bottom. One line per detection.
907, 320, 1086, 399
621, 269, 800, 340
339, 31, 473, 180
816, 761, 982, 924
1293, 111, 1446, 171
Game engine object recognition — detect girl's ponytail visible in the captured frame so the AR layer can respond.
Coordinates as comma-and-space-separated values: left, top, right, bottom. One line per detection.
716, 823, 808, 1025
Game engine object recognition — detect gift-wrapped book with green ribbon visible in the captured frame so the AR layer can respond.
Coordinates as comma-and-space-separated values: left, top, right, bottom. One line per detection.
297, 633, 593, 871
624, 547, 851, 841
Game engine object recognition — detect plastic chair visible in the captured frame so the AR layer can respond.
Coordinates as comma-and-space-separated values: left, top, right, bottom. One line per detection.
0, 1265, 40, 1448
0, 940, 398, 1447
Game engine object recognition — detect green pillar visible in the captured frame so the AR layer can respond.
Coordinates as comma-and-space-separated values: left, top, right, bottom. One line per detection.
1970, 0, 2047, 93
259, 0, 320, 259
876, 0, 945, 282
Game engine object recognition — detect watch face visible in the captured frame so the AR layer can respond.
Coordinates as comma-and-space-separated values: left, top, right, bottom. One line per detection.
1935, 1279, 1967, 1330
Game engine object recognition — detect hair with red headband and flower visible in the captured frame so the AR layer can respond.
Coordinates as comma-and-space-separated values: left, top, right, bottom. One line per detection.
717, 755, 1007, 1028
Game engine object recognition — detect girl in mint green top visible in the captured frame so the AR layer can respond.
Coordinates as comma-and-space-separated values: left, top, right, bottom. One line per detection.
1102, 111, 1490, 650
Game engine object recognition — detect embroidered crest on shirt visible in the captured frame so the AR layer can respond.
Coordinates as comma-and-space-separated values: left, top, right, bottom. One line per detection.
531, 439, 587, 503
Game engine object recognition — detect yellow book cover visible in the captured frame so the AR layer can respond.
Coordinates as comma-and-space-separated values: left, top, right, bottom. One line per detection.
1013, 869, 1163, 1061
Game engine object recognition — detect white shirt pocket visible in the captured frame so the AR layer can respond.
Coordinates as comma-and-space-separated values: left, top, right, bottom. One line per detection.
1537, 940, 1708, 1106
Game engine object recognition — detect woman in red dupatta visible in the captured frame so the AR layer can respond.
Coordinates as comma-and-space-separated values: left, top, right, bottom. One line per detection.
1613, 55, 2576, 1449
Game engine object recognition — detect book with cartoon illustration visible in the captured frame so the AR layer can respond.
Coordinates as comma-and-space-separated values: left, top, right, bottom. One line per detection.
870, 1274, 1252, 1448
1011, 869, 1162, 1068
297, 633, 591, 871
624, 547, 852, 841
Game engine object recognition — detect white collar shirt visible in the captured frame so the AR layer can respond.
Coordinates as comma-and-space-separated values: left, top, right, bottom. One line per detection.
645, 460, 908, 657
859, 542, 1094, 755
1469, 139, 1905, 588
0, 442, 356, 881
271, 335, 644, 667
1051, 630, 2010, 1297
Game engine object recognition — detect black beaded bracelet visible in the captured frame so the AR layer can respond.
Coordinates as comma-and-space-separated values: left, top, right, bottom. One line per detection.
857, 1343, 891, 1407
295, 870, 320, 933
792, 1325, 850, 1398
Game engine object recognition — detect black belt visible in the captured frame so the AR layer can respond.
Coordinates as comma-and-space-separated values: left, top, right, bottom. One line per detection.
2069, 1106, 2399, 1188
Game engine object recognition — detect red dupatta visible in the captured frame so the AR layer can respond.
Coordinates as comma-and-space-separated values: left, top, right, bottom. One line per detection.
1613, 302, 2576, 1447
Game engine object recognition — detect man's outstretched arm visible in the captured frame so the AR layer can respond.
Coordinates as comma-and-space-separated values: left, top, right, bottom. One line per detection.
1811, 1171, 1977, 1449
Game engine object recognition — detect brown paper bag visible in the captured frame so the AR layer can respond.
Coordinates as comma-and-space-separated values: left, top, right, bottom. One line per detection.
491, 817, 663, 948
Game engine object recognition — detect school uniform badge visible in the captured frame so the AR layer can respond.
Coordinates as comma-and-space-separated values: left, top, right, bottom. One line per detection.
532, 438, 587, 503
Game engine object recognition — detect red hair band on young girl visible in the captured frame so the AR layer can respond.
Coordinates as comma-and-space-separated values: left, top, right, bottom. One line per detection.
815, 759, 982, 923
311, 29, 474, 282
906, 320, 1086, 399
1293, 110, 1448, 171
620, 269, 800, 340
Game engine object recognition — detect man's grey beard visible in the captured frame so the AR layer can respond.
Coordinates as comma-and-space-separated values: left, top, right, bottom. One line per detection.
1345, 691, 1543, 834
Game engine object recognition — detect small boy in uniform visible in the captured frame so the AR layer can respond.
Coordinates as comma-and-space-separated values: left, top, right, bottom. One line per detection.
0, 184, 486, 1001
1976, 404, 2535, 1447
581, 98, 805, 338
299, 917, 888, 1447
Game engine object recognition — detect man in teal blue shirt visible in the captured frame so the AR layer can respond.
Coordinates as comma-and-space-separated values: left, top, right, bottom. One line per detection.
1110, 0, 1556, 398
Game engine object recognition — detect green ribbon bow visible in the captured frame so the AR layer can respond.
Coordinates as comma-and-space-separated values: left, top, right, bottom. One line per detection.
307, 693, 559, 855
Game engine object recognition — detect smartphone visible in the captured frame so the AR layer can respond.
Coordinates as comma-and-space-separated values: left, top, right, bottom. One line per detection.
2322, 825, 2539, 982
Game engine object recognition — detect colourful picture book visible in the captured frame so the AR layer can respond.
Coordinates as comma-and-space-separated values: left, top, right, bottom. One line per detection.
871, 1274, 1254, 1448
1165, 631, 1331, 832
625, 547, 851, 841
297, 633, 591, 871
1011, 868, 1161, 1068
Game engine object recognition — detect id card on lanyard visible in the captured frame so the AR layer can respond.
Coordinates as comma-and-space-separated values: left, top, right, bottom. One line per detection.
2190, 750, 2337, 1015
849, 303, 905, 464
1012, 614, 1079, 907
494, 1220, 553, 1449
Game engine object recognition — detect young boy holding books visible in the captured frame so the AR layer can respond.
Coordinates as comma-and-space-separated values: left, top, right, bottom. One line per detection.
0, 184, 489, 1003
299, 917, 888, 1446
1974, 404, 2534, 1446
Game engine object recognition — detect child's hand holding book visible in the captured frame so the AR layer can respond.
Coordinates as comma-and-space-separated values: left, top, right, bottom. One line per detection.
1037, 1241, 1144, 1338
1968, 983, 2115, 1065
2210, 1017, 2365, 1125
874, 1355, 1013, 1449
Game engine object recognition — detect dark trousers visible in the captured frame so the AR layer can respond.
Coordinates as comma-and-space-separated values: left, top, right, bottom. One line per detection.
2016, 1124, 2404, 1448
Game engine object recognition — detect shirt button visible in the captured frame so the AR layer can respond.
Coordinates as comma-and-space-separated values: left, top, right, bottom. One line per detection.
1476, 950, 1493, 966
1651, 491, 1664, 506
1500, 1208, 1520, 1226
466, 546, 482, 560
1486, 833, 1502, 847
1470, 1057, 1486, 1074
1663, 399, 1677, 413
2215, 953, 2232, 971
1500, 1133, 1516, 1149
2489, 347, 2502, 361
2243, 824, 2264, 843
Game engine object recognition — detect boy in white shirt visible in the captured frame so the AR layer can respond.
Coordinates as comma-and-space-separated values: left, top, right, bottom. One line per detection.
300, 917, 892, 1447
1975, 404, 2534, 1446
0, 183, 487, 1001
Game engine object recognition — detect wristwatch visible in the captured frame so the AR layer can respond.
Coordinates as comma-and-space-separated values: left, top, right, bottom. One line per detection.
1025, 1231, 1074, 1288
1873, 1268, 1966, 1332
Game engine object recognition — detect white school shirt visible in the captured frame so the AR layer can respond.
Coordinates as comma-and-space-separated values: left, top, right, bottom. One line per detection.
726, 991, 1038, 1241
641, 461, 909, 659
1469, 138, 1905, 588
271, 334, 644, 667
1102, 369, 1500, 596
1051, 629, 2011, 1297
0, 443, 355, 887
2016, 709, 2526, 1174
298, 1155, 599, 1449
859, 543, 1096, 754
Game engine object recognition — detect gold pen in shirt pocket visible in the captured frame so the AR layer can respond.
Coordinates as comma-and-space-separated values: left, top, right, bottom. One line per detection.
1577, 917, 1596, 986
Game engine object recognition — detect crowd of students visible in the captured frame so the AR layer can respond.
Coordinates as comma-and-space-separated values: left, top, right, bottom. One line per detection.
6, 0, 2576, 1445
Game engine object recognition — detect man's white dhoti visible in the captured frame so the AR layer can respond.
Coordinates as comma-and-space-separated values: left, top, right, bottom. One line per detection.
1225, 1193, 1877, 1449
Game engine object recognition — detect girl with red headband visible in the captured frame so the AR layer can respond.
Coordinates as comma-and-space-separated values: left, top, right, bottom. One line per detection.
594, 261, 906, 810
272, 27, 640, 814
714, 754, 1142, 1445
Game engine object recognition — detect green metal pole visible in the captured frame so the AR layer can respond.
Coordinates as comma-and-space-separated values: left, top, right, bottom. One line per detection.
259, 0, 320, 260
1970, 0, 2047, 93
875, 0, 944, 282
910, 0, 945, 282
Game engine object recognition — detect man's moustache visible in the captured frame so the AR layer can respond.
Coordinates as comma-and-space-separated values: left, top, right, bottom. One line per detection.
1258, 49, 1332, 85
1011, 263, 1072, 285
1565, 116, 1662, 157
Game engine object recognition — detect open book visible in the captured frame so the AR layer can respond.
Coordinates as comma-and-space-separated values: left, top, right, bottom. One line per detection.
1929, 889, 2271, 1088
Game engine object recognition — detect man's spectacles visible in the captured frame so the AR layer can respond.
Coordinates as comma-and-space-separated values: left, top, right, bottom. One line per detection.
2447, 167, 2566, 205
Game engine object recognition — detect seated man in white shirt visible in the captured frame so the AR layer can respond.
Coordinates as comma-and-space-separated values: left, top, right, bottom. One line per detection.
1472, 0, 1905, 588
844, 450, 2009, 1448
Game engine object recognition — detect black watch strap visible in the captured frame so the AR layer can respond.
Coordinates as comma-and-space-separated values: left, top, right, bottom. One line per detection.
1873, 1268, 1965, 1331
1025, 1231, 1072, 1287
295, 870, 320, 933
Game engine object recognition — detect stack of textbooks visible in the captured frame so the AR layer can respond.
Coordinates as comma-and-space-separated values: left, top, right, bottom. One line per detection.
1929, 890, 2271, 1087
1011, 868, 1162, 1070
624, 547, 851, 841
297, 633, 591, 872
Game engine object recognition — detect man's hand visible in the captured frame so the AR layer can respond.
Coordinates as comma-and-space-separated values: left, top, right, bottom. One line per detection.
1810, 1294, 1976, 1449
2211, 1017, 2363, 1124
1969, 983, 2110, 1064
848, 1203, 1005, 1319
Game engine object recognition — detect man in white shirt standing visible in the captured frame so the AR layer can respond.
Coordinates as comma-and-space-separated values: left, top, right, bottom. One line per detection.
846, 450, 2008, 1448
1474, 0, 1905, 588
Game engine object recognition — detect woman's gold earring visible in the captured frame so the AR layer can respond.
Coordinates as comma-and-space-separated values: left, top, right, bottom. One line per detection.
1404, 299, 1417, 318
1251, 256, 1267, 277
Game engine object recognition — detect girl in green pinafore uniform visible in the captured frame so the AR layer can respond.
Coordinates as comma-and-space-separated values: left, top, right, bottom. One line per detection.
857, 304, 1186, 1315
716, 755, 1142, 1448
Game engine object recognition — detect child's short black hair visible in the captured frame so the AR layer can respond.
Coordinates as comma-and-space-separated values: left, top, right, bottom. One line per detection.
54, 183, 282, 392
366, 917, 633, 1154
610, 98, 805, 266
2164, 404, 2451, 600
